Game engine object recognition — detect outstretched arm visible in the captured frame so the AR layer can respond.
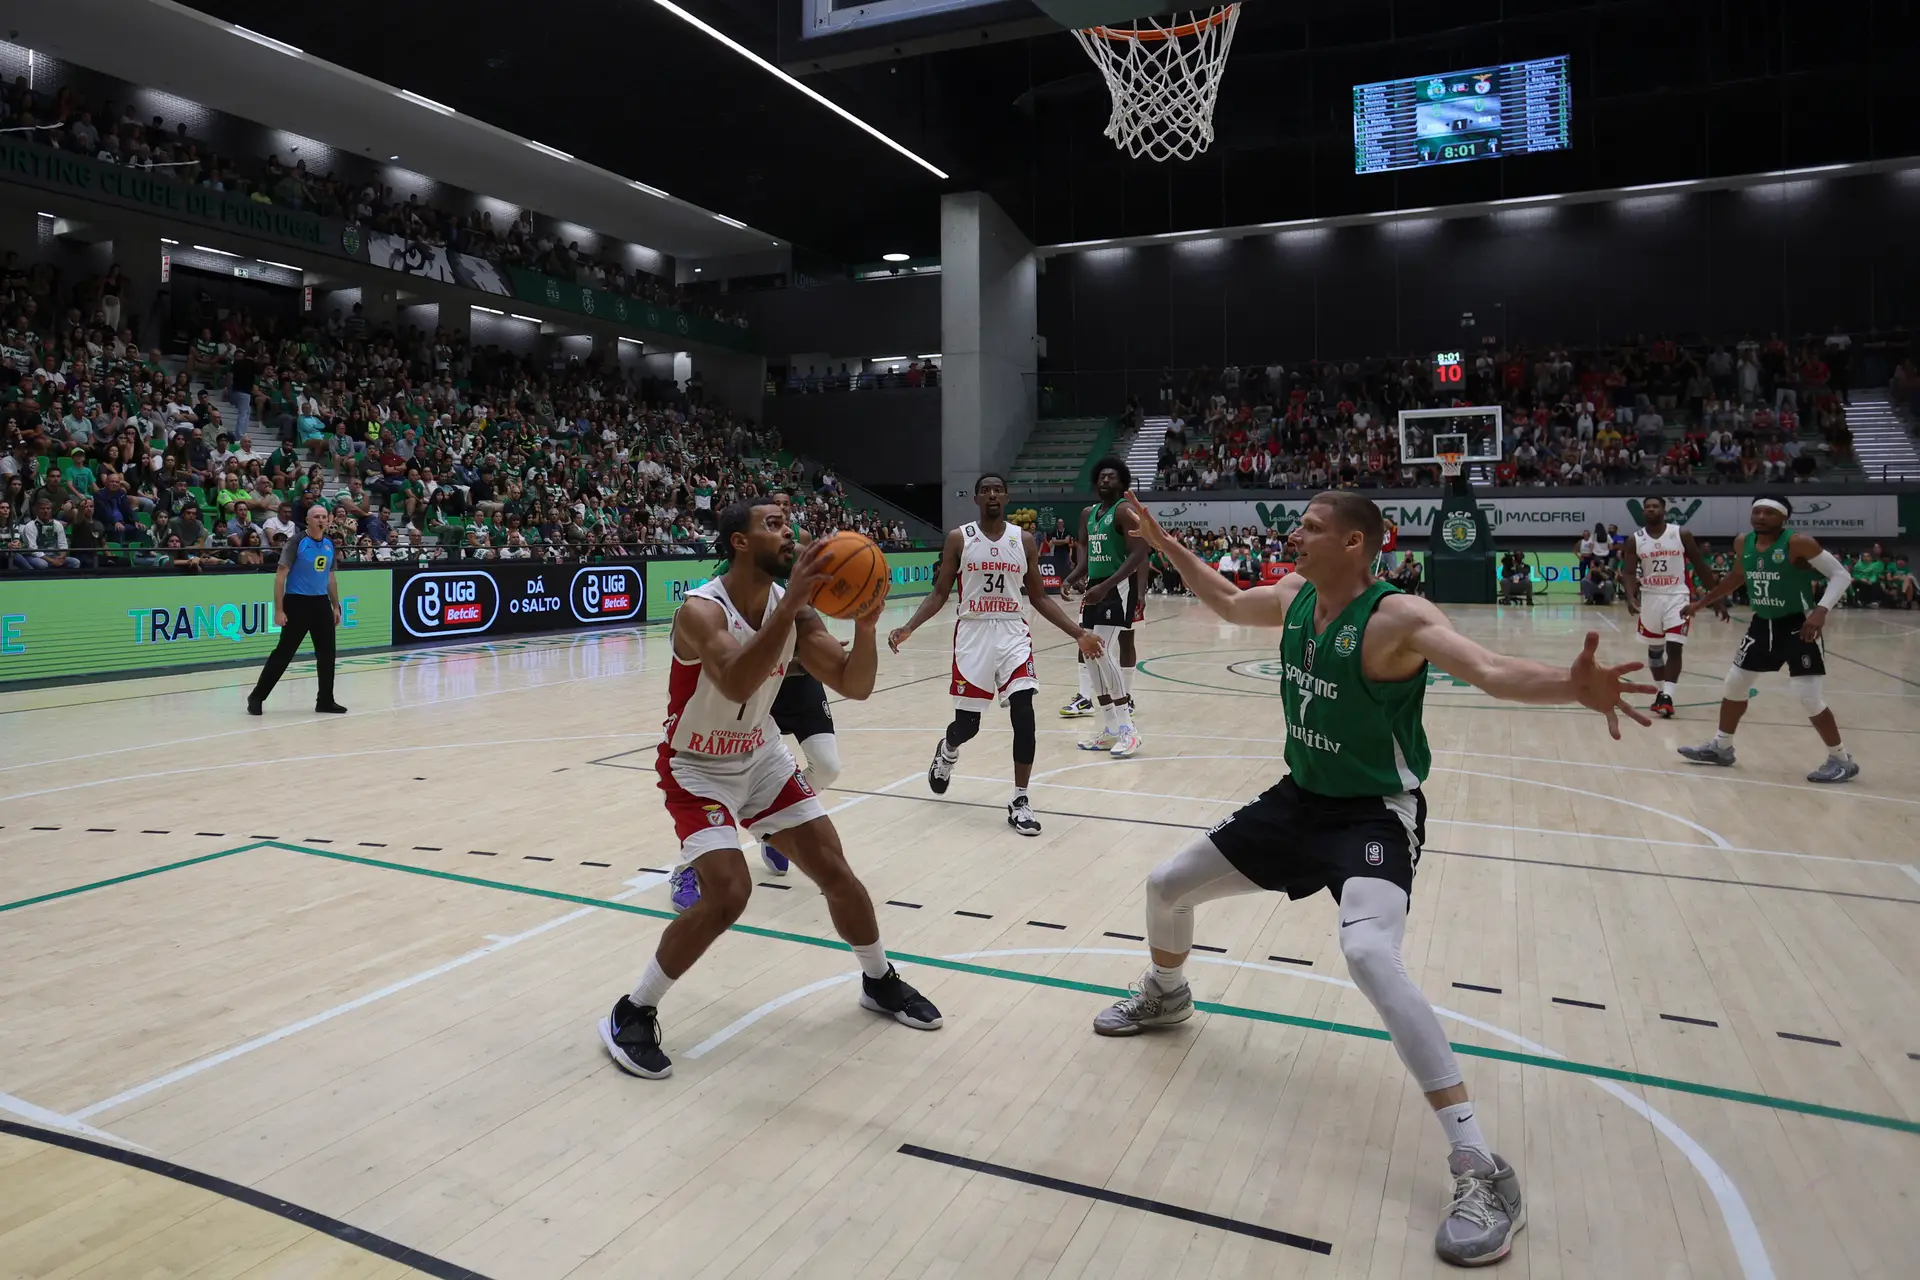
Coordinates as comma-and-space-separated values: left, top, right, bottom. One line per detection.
1679, 529, 1729, 619
1373, 593, 1654, 739
1683, 539, 1747, 617
1023, 530, 1103, 657
1124, 491, 1291, 627
887, 527, 962, 653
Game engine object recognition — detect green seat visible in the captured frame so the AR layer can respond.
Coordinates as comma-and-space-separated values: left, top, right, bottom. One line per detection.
135, 511, 153, 527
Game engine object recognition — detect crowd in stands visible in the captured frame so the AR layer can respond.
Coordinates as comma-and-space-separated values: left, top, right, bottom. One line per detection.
776, 361, 941, 394
4, 73, 746, 328
2, 255, 915, 574
1151, 330, 1912, 493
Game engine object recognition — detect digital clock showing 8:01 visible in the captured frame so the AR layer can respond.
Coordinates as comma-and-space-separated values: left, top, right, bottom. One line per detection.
1353, 55, 1570, 175
1432, 352, 1466, 386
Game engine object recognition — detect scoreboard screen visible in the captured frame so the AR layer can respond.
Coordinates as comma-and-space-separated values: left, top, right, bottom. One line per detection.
1432, 351, 1466, 389
1354, 56, 1570, 175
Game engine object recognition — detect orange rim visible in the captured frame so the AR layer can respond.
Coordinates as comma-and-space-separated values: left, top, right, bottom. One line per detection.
1083, 4, 1236, 41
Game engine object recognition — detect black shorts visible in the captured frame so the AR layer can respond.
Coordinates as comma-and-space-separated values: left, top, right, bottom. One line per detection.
1208, 776, 1425, 902
1080, 575, 1137, 631
771, 668, 834, 740
1734, 613, 1825, 677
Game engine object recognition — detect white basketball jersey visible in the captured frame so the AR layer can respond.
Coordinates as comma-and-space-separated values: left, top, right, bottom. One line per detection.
1634, 525, 1688, 596
663, 578, 794, 759
956, 522, 1027, 622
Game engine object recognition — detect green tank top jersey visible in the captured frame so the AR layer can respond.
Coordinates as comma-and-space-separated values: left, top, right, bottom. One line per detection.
1279, 580, 1431, 797
1085, 501, 1125, 578
1742, 528, 1817, 618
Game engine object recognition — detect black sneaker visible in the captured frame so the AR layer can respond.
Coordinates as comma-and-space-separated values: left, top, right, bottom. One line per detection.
315, 701, 348, 714
246, 697, 263, 716
860, 965, 943, 1029
1651, 693, 1674, 719
598, 996, 672, 1078
928, 739, 956, 795
1007, 798, 1042, 836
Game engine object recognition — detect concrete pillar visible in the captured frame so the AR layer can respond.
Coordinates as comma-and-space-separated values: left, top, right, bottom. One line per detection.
109, 226, 165, 349
940, 192, 1037, 530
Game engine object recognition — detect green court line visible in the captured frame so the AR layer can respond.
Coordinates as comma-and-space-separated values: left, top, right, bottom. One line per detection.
262, 841, 1920, 1137
0, 843, 264, 915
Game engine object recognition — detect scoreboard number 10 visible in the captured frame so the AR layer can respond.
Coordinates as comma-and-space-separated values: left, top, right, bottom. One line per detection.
1432, 351, 1465, 385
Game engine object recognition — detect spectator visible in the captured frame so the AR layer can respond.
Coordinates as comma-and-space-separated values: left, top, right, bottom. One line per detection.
12, 496, 76, 570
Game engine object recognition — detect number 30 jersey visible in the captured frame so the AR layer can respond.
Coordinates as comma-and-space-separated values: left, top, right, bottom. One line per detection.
956, 521, 1027, 622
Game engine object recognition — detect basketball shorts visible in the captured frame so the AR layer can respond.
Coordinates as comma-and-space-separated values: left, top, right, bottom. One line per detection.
655, 740, 827, 866
1080, 575, 1138, 631
771, 667, 834, 741
1636, 592, 1691, 644
951, 618, 1038, 710
1734, 613, 1825, 677
1207, 776, 1425, 902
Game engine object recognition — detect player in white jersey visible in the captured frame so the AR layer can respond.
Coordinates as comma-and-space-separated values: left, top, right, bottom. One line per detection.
1622, 495, 1723, 718
888, 472, 1103, 835
598, 500, 940, 1080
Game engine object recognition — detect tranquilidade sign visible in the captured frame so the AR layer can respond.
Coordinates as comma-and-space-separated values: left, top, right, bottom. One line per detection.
2, 141, 358, 257
1142, 494, 1902, 540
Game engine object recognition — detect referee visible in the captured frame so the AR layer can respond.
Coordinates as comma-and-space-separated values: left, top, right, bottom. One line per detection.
248, 504, 348, 715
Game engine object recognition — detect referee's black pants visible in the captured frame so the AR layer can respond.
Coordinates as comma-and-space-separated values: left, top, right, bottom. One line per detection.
251, 593, 335, 706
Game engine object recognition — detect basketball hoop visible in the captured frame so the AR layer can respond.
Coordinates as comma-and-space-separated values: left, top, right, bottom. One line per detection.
1438, 451, 1465, 479
1072, 5, 1241, 162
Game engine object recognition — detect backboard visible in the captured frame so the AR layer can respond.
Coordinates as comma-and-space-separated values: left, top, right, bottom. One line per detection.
780, 0, 1173, 72
1397, 405, 1503, 465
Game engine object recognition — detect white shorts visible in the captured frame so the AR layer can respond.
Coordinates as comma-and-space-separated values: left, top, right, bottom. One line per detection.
1636, 593, 1691, 644
951, 618, 1038, 710
655, 741, 827, 867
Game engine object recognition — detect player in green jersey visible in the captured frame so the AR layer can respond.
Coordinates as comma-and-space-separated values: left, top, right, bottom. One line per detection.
1677, 496, 1859, 782
1064, 457, 1151, 755
1094, 489, 1653, 1268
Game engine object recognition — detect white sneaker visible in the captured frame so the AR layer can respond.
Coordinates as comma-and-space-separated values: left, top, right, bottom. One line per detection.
1109, 727, 1142, 758
1078, 730, 1119, 751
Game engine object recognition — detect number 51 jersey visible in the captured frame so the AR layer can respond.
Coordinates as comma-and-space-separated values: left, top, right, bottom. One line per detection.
952, 521, 1037, 709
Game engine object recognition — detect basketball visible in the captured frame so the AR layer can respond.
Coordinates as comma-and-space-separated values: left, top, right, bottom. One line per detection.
808, 531, 889, 619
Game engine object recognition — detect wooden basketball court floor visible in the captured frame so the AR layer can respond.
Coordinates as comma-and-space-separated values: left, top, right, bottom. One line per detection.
2, 597, 1917, 1280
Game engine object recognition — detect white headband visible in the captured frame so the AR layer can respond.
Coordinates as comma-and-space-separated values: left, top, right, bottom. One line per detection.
1751, 498, 1790, 516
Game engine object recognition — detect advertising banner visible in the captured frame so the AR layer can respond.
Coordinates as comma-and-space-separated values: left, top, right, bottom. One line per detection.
393, 562, 645, 641
506, 268, 756, 353
1142, 493, 1902, 541
0, 570, 391, 684
645, 550, 946, 623
366, 232, 513, 296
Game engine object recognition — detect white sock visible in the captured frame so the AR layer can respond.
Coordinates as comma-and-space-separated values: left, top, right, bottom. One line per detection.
1712, 729, 1734, 747
1829, 741, 1850, 760
850, 939, 891, 980
1658, 680, 1676, 696
1013, 786, 1030, 806
1150, 961, 1186, 991
1436, 1101, 1492, 1159
1098, 701, 1119, 732
1077, 663, 1092, 701
630, 956, 675, 1009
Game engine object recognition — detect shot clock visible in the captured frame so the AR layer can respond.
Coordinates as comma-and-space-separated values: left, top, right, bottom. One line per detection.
1432, 351, 1466, 390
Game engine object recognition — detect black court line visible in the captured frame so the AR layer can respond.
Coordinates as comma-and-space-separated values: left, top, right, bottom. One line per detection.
1028, 920, 1066, 930
524, 856, 554, 863
1452, 982, 1503, 994
886, 900, 923, 909
580, 860, 612, 868
759, 882, 792, 890
1661, 1013, 1720, 1028
1909, 1052, 1920, 1062
86, 827, 115, 832
358, 842, 386, 848
0, 1118, 496, 1280
896, 1144, 1330, 1254
413, 845, 442, 851
1778, 1031, 1842, 1047
413, 777, 427, 781
640, 866, 668, 874
1269, 955, 1314, 966
1104, 931, 1144, 941
826, 790, 1919, 904
1553, 997, 1606, 1010
1192, 944, 1227, 954
251, 834, 279, 839
141, 829, 169, 833
955, 909, 993, 919
1823, 647, 1920, 691
30, 826, 59, 830
303, 838, 333, 844
195, 831, 225, 837
467, 850, 497, 857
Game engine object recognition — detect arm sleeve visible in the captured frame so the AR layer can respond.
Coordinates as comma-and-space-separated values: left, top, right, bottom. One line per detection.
1808, 549, 1851, 611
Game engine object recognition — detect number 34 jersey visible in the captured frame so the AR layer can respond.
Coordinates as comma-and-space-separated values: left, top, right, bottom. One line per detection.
951, 521, 1037, 709
957, 522, 1027, 621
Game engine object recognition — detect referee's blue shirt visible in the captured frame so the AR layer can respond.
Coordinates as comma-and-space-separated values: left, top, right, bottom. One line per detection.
283, 534, 334, 595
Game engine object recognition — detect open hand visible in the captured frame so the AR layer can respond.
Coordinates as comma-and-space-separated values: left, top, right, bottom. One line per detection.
1122, 492, 1172, 551
783, 540, 830, 610
1570, 630, 1656, 739
1076, 630, 1105, 659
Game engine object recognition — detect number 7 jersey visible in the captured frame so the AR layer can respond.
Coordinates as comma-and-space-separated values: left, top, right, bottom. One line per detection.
957, 521, 1027, 621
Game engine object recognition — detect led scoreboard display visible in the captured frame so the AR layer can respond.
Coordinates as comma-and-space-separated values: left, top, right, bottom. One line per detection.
1354, 56, 1571, 175
1433, 351, 1466, 389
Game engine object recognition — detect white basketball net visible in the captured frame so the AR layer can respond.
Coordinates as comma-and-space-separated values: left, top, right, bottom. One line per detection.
1438, 451, 1465, 478
1072, 5, 1241, 163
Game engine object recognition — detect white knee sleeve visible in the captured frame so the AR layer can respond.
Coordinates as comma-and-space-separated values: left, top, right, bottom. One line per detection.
1337, 879, 1463, 1093
1794, 674, 1827, 717
1090, 627, 1126, 698
1721, 665, 1754, 701
1143, 836, 1261, 957
799, 733, 842, 792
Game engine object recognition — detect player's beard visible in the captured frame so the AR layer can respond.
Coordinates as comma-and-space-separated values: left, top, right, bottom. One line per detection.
760, 546, 795, 579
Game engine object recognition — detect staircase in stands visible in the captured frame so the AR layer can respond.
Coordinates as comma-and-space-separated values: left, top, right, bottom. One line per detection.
1841, 391, 1920, 481
1008, 418, 1111, 495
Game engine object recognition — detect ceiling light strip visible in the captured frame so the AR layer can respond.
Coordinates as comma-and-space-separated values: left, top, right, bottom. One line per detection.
231, 25, 302, 56
645, 0, 947, 180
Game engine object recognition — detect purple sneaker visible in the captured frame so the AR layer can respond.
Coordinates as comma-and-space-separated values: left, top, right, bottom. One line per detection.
760, 842, 790, 875
669, 866, 700, 913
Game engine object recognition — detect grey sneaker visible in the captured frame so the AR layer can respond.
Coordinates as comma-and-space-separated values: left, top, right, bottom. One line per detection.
1092, 975, 1194, 1036
1677, 738, 1736, 767
1806, 754, 1860, 784
1435, 1149, 1525, 1267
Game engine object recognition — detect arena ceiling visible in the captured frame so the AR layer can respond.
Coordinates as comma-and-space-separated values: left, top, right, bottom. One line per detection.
56, 1, 1920, 266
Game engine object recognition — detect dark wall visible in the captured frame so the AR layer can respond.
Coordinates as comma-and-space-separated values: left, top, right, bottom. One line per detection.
738, 275, 940, 360
762, 389, 940, 486
1037, 169, 1920, 413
